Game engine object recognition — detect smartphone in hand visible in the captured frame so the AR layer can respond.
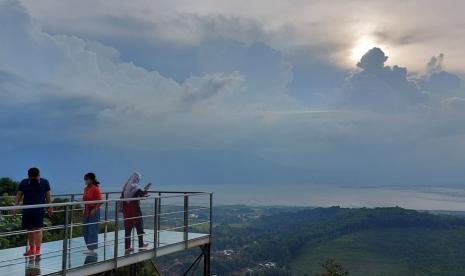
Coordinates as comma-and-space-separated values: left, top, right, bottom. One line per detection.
144, 183, 152, 191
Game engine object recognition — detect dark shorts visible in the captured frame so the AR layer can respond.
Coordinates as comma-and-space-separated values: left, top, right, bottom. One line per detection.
22, 211, 45, 230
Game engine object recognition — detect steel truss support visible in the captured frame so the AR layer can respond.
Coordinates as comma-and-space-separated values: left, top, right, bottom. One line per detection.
150, 258, 162, 276
203, 243, 211, 276
129, 263, 137, 276
182, 244, 211, 276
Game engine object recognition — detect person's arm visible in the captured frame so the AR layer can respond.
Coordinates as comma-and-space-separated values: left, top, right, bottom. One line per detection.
138, 184, 151, 197
45, 191, 53, 217
95, 188, 103, 208
15, 191, 23, 205
89, 187, 102, 217
134, 189, 147, 197
13, 191, 23, 215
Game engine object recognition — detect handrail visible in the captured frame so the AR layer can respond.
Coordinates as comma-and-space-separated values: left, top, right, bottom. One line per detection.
0, 190, 212, 200
0, 191, 212, 211
0, 190, 213, 275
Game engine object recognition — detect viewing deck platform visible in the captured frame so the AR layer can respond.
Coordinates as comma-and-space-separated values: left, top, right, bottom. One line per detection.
0, 191, 213, 275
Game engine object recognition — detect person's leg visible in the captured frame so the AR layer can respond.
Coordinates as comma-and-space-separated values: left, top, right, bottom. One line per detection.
88, 209, 100, 250
82, 215, 89, 248
135, 207, 146, 247
34, 229, 43, 253
22, 212, 35, 255
23, 231, 35, 256
87, 212, 95, 250
27, 231, 34, 253
27, 231, 34, 249
34, 211, 44, 253
124, 226, 132, 250
135, 219, 146, 247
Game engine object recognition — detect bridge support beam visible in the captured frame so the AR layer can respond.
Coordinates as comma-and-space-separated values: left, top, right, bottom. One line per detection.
150, 258, 162, 276
182, 243, 211, 276
203, 243, 211, 276
129, 263, 137, 276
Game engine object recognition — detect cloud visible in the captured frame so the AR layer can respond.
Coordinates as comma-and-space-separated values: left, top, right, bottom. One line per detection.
426, 53, 444, 75
181, 72, 243, 104
2, 0, 465, 188
20, 0, 465, 72
0, 0, 293, 149
420, 54, 464, 101
344, 48, 465, 112
344, 48, 427, 110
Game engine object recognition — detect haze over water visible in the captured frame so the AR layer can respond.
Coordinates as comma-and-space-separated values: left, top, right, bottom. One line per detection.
92, 183, 465, 211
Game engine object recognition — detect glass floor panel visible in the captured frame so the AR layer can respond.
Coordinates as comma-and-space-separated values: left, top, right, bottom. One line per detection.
0, 230, 208, 276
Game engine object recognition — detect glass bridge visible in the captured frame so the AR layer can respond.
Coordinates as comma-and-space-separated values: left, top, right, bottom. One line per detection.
0, 191, 213, 275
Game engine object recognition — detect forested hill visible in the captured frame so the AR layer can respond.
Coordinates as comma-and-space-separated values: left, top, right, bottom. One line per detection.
213, 206, 465, 275
234, 206, 465, 260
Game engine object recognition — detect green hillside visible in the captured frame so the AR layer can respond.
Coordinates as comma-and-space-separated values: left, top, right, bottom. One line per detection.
236, 206, 465, 275
291, 227, 465, 275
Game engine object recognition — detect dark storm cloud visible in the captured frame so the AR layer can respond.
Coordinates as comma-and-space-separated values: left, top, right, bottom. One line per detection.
344, 47, 427, 110
0, 69, 111, 143
344, 48, 465, 111
427, 53, 444, 74
422, 54, 464, 99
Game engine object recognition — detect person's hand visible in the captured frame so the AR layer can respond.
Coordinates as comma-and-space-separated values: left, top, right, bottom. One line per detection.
47, 207, 53, 217
89, 208, 97, 217
12, 208, 17, 216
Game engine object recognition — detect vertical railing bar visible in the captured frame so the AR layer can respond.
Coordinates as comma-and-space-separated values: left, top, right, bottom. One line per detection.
209, 193, 213, 237
132, 220, 135, 250
69, 194, 74, 250
184, 194, 189, 249
157, 192, 161, 247
114, 201, 119, 268
154, 197, 159, 257
62, 205, 70, 275
104, 192, 109, 259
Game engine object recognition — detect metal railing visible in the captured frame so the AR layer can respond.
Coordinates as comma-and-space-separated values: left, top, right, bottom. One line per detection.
0, 190, 213, 275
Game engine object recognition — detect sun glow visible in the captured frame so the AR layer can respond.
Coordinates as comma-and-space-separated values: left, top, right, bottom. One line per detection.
350, 37, 379, 62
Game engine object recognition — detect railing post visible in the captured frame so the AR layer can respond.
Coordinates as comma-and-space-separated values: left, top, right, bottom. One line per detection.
209, 193, 213, 237
184, 194, 189, 249
114, 201, 119, 268
69, 195, 74, 250
153, 197, 159, 255
104, 193, 109, 257
157, 192, 161, 247
203, 243, 211, 276
62, 205, 70, 275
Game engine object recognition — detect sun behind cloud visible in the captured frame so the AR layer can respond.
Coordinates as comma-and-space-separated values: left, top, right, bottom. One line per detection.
350, 37, 380, 63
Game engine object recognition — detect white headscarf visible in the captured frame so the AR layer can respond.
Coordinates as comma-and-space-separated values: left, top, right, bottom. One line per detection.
122, 172, 142, 198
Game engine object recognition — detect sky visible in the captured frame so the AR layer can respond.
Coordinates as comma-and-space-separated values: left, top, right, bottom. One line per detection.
1, 0, 465, 193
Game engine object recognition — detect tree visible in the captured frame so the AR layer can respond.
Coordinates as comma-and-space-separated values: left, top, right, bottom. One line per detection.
0, 177, 18, 196
314, 259, 349, 276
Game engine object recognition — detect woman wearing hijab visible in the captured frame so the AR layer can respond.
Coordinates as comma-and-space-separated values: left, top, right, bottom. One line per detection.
82, 172, 102, 255
121, 172, 150, 252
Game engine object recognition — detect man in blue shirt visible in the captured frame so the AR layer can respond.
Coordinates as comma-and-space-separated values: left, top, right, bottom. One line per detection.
14, 168, 53, 257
